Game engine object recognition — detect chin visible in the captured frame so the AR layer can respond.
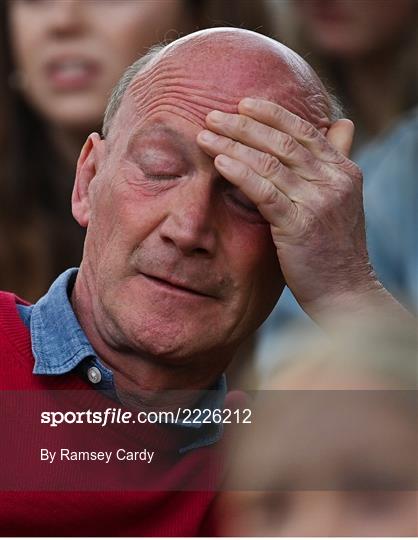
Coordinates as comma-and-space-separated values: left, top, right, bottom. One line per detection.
127, 311, 236, 367
121, 316, 207, 364
102, 281, 231, 363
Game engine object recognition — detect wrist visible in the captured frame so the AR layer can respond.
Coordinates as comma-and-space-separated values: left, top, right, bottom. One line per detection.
302, 268, 411, 323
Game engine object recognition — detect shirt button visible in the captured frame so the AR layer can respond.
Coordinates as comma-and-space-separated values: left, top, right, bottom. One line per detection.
87, 366, 102, 384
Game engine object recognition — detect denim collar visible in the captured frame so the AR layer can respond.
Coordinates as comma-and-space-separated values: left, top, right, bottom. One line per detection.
30, 268, 107, 375
18, 268, 227, 452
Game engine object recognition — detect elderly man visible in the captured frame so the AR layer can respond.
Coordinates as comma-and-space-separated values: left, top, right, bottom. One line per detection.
0, 28, 407, 536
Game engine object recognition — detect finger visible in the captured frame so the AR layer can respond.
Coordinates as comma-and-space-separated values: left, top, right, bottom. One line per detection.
238, 98, 348, 165
326, 119, 355, 157
213, 153, 296, 228
206, 110, 332, 182
197, 129, 311, 202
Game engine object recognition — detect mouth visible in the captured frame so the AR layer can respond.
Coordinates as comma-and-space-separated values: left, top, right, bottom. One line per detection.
45, 56, 100, 90
140, 273, 215, 299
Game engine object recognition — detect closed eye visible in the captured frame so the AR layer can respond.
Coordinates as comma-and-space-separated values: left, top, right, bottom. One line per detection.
231, 196, 258, 212
227, 190, 258, 213
144, 173, 182, 181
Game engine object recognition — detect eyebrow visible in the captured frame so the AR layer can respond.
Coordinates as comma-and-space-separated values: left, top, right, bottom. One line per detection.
128, 123, 192, 157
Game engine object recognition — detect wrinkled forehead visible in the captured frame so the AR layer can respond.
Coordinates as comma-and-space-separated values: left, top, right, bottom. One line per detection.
115, 32, 330, 137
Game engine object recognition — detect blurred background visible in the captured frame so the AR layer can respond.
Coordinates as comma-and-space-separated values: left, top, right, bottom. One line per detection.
0, 0, 417, 379
216, 314, 418, 536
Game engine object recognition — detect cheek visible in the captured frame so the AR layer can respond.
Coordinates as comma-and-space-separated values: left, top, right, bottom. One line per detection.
9, 9, 39, 72
230, 225, 279, 279
88, 177, 164, 261
227, 225, 283, 308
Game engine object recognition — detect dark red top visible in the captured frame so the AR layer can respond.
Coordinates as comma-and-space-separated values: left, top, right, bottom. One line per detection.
0, 291, 232, 536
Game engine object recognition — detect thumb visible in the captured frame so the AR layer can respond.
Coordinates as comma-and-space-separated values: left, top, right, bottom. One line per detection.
326, 119, 355, 157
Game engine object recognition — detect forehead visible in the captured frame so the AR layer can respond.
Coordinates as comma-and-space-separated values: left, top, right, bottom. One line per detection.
113, 41, 330, 137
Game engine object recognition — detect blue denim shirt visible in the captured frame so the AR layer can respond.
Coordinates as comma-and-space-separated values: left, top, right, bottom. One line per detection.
18, 268, 227, 452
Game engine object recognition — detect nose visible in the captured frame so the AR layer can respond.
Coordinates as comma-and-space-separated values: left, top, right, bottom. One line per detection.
46, 0, 85, 37
158, 178, 218, 257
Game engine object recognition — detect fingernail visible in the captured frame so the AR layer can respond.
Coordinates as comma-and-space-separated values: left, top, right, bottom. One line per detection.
216, 154, 231, 168
241, 98, 257, 109
199, 130, 217, 143
208, 110, 226, 123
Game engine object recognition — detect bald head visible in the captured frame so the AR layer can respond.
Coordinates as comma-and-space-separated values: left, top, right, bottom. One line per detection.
103, 28, 340, 137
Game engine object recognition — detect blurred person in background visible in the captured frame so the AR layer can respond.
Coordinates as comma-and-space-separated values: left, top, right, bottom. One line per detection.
257, 0, 418, 371
217, 315, 418, 536
281, 0, 417, 148
0, 0, 273, 302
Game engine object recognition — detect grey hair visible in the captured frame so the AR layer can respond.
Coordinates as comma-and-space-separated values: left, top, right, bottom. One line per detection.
327, 91, 344, 123
102, 41, 344, 137
102, 44, 166, 137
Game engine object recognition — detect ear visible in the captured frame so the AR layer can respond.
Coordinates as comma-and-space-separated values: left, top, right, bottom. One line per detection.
72, 132, 105, 227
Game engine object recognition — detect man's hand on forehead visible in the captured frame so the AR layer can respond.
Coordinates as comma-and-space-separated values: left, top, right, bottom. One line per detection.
196, 98, 389, 319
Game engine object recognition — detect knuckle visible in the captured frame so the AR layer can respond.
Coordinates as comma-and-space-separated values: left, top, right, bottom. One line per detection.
338, 156, 362, 177
329, 147, 346, 164
259, 183, 278, 206
260, 153, 281, 177
238, 114, 251, 134
349, 161, 363, 181
241, 163, 255, 183
343, 161, 363, 189
270, 104, 284, 124
226, 138, 241, 154
278, 133, 297, 156
299, 119, 317, 140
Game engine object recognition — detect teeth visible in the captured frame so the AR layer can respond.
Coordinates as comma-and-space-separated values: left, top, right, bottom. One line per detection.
53, 61, 89, 75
